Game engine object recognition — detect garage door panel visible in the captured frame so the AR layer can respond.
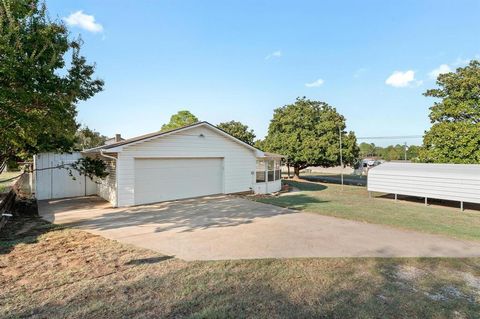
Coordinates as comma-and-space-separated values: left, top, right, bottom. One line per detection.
134, 158, 223, 205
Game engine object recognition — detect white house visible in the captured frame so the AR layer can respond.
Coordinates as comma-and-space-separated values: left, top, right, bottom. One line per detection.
35, 122, 283, 207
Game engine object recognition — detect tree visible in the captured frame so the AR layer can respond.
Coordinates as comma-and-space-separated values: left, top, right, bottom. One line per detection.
381, 145, 403, 161
217, 121, 256, 145
0, 0, 104, 165
407, 145, 422, 161
68, 157, 109, 181
420, 60, 480, 163
359, 142, 378, 158
161, 110, 199, 131
254, 139, 266, 150
75, 127, 107, 150
263, 97, 359, 178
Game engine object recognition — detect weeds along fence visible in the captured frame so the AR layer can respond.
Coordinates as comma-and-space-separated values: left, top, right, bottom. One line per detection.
0, 171, 33, 231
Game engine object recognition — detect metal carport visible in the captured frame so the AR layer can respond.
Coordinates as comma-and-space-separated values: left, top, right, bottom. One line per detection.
367, 162, 480, 211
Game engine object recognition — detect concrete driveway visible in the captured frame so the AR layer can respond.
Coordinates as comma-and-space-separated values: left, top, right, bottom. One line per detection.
38, 195, 480, 260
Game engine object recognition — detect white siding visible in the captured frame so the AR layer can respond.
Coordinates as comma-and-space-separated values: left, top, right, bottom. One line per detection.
253, 180, 282, 194
368, 163, 480, 204
34, 152, 97, 200
116, 126, 256, 206
96, 158, 117, 206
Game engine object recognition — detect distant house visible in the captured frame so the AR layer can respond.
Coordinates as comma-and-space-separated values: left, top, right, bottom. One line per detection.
34, 122, 283, 207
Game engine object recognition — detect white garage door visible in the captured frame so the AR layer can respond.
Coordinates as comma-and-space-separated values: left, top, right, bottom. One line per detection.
134, 158, 224, 205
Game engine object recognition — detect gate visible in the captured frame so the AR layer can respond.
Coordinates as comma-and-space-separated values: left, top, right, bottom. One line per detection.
34, 152, 97, 200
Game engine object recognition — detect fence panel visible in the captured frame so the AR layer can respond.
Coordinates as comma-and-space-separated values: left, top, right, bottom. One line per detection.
34, 152, 97, 200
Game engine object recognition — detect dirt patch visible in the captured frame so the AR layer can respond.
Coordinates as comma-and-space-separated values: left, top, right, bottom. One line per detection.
395, 265, 427, 281
457, 271, 480, 292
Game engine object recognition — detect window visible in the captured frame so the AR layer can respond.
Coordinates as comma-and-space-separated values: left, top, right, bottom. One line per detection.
256, 160, 265, 183
274, 160, 281, 181
267, 160, 274, 182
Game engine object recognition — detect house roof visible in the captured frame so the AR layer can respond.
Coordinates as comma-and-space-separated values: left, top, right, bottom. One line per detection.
83, 121, 281, 158
260, 152, 285, 158
82, 122, 202, 153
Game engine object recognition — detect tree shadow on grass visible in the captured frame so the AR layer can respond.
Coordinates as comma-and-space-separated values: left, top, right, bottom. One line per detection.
0, 216, 60, 255
283, 180, 328, 192
125, 256, 174, 265
376, 194, 480, 212
260, 193, 329, 211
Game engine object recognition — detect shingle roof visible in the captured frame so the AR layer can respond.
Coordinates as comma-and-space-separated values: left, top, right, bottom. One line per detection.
82, 121, 282, 158
262, 152, 285, 158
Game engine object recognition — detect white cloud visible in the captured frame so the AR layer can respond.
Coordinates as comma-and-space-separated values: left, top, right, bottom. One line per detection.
429, 64, 451, 79
265, 50, 282, 60
63, 11, 103, 33
305, 78, 324, 88
452, 57, 470, 67
385, 70, 417, 88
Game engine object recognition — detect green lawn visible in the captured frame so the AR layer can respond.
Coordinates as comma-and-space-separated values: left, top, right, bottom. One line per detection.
1, 217, 479, 318
0, 171, 20, 193
257, 180, 480, 242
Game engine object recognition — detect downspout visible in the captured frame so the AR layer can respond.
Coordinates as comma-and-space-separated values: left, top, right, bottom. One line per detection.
100, 150, 117, 162
100, 150, 118, 207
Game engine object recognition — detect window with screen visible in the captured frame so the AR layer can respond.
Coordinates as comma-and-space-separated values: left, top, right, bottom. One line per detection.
274, 160, 281, 180
267, 160, 274, 182
256, 160, 265, 183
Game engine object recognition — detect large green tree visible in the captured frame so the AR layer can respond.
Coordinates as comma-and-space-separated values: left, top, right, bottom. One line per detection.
75, 126, 107, 150
263, 97, 359, 177
359, 142, 378, 158
420, 60, 480, 163
217, 120, 256, 145
0, 0, 104, 165
161, 110, 199, 131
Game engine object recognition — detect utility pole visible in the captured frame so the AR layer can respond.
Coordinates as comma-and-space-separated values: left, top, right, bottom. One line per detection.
339, 127, 344, 190
404, 142, 408, 161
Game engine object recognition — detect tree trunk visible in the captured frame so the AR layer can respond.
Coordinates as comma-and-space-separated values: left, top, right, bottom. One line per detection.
287, 164, 290, 179
293, 166, 300, 179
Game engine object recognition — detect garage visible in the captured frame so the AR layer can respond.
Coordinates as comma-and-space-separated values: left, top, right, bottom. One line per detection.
134, 158, 224, 205
56, 121, 285, 207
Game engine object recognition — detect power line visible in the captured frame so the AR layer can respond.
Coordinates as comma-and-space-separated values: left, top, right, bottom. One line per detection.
357, 135, 423, 140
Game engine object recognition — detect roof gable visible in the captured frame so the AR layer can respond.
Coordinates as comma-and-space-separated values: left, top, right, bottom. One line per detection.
83, 122, 264, 156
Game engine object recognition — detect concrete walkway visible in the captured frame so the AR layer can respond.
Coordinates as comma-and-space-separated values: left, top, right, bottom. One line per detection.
39, 195, 480, 260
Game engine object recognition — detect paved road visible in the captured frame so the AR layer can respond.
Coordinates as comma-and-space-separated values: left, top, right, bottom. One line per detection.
302, 175, 367, 186
39, 195, 480, 260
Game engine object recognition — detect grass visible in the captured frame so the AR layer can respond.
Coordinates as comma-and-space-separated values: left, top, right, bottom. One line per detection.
0, 171, 21, 193
1, 217, 479, 318
257, 180, 480, 242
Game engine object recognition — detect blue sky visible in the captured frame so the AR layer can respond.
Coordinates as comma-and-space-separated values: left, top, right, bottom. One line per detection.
48, 0, 479, 146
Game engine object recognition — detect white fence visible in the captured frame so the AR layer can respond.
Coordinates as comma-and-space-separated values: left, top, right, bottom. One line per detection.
34, 152, 97, 200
